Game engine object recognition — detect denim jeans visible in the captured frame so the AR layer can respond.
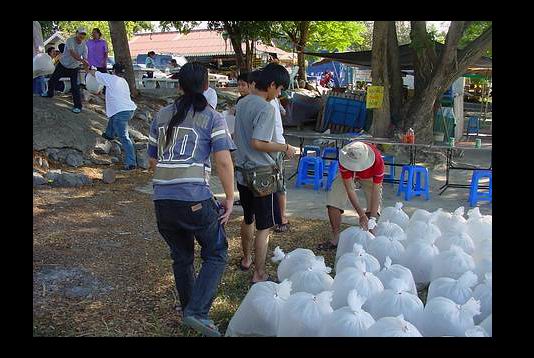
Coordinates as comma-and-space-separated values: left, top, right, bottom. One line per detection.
33, 76, 46, 95
46, 62, 82, 109
105, 110, 137, 167
154, 198, 228, 320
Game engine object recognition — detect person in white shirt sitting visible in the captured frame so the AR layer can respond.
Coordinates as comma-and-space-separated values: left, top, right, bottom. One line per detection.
85, 62, 138, 170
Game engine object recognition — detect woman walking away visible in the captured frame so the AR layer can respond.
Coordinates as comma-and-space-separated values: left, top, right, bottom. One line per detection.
85, 63, 138, 170
147, 62, 236, 337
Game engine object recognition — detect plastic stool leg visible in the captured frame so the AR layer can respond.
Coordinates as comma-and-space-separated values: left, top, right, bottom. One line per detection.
397, 168, 405, 197
424, 170, 430, 200
405, 169, 414, 201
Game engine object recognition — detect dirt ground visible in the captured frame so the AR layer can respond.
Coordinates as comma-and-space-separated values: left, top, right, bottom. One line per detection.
33, 166, 349, 337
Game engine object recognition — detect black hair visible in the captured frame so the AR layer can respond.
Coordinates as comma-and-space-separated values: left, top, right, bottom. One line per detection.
148, 51, 156, 57
237, 72, 250, 83
58, 43, 65, 53
113, 63, 125, 75
170, 59, 177, 64
92, 28, 102, 38
253, 63, 290, 91
46, 47, 55, 55
165, 62, 208, 147
248, 70, 262, 85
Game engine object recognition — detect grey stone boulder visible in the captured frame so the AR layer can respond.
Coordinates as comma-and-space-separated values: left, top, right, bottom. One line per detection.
134, 142, 148, 150
65, 152, 85, 167
94, 140, 111, 155
110, 142, 122, 157
50, 172, 92, 187
45, 169, 62, 182
136, 149, 150, 169
102, 169, 116, 184
111, 157, 119, 164
33, 172, 47, 187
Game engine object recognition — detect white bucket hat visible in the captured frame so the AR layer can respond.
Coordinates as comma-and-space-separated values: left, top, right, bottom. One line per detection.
339, 141, 375, 172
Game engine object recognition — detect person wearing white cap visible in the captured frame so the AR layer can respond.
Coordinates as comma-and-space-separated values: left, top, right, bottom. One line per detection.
317, 140, 385, 251
42, 28, 89, 113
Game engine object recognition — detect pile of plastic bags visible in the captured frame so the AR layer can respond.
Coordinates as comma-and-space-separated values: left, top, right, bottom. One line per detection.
225, 203, 491, 337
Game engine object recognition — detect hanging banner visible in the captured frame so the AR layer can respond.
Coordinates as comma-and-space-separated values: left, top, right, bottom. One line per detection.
366, 85, 384, 109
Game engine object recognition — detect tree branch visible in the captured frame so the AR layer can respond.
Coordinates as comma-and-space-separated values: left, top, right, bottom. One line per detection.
457, 25, 492, 68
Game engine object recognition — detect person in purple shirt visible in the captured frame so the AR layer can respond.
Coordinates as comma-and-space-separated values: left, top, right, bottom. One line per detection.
86, 28, 108, 73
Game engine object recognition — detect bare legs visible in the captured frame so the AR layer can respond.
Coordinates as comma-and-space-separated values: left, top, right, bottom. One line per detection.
327, 205, 343, 246
240, 221, 270, 282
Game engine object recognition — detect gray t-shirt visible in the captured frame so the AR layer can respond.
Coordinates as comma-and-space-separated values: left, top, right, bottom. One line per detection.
233, 94, 277, 185
60, 36, 88, 69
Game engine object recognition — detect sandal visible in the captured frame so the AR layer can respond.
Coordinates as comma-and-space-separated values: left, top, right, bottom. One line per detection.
238, 258, 252, 271
182, 316, 221, 337
274, 222, 290, 233
316, 241, 338, 251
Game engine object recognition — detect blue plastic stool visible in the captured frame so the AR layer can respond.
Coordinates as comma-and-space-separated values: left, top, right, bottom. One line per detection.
382, 155, 396, 182
302, 145, 321, 157
295, 157, 324, 191
397, 165, 430, 201
469, 170, 492, 207
466, 116, 480, 136
321, 146, 338, 160
323, 160, 339, 191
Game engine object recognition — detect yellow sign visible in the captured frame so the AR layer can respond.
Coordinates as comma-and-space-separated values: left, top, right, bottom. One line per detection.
366, 85, 384, 109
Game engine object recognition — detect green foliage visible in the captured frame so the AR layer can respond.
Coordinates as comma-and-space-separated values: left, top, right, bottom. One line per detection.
460, 21, 492, 57
426, 23, 447, 44
308, 21, 366, 52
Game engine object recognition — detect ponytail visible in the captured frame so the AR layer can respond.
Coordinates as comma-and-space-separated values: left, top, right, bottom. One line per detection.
165, 92, 207, 148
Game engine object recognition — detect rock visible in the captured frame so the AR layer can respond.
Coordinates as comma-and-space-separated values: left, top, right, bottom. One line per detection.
94, 140, 112, 155
51, 172, 92, 187
102, 169, 116, 184
136, 149, 150, 169
136, 112, 148, 122
128, 127, 149, 142
65, 152, 85, 167
110, 142, 122, 157
65, 286, 92, 299
46, 148, 60, 162
111, 157, 119, 164
42, 158, 49, 170
45, 169, 62, 182
134, 142, 148, 150
33, 172, 47, 187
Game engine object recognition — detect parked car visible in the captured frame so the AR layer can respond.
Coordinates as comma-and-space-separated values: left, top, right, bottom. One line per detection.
135, 53, 187, 72
209, 73, 229, 87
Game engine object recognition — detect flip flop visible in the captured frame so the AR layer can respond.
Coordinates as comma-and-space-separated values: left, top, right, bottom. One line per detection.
250, 275, 278, 287
238, 258, 252, 271
182, 316, 221, 337
316, 241, 338, 251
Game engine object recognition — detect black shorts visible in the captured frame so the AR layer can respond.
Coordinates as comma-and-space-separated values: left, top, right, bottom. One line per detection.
237, 183, 275, 230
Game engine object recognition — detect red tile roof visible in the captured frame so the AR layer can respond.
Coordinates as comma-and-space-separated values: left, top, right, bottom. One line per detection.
128, 29, 293, 58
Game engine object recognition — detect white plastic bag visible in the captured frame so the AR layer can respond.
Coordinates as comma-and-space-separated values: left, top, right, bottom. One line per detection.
375, 220, 406, 241
473, 238, 492, 279
375, 256, 417, 295
85, 73, 104, 94
364, 315, 423, 337
271, 246, 317, 282
277, 291, 334, 337
331, 261, 384, 309
367, 235, 406, 264
466, 207, 492, 244
362, 279, 424, 326
33, 53, 55, 78
445, 207, 468, 235
427, 271, 478, 305
431, 245, 476, 281
465, 326, 488, 337
336, 243, 380, 274
435, 232, 476, 255
225, 279, 292, 337
379, 202, 409, 229
319, 290, 375, 337
404, 220, 441, 247
399, 237, 439, 285
409, 208, 434, 225
335, 227, 375, 262
289, 260, 334, 295
479, 314, 492, 337
472, 273, 492, 324
419, 297, 481, 337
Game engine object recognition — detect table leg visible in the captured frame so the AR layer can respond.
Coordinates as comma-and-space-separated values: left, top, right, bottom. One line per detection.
287, 137, 305, 181
438, 148, 452, 195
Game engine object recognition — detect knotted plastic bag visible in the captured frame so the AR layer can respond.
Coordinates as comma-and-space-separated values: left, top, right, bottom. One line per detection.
479, 314, 492, 337
427, 271, 478, 305
33, 53, 55, 78
331, 261, 384, 309
431, 245, 476, 281
336, 243, 381, 274
375, 220, 406, 241
272, 246, 317, 282
466, 207, 492, 244
404, 220, 441, 247
367, 234, 406, 264
399, 237, 440, 285
289, 259, 334, 295
435, 232, 476, 255
362, 279, 424, 326
319, 290, 375, 337
409, 208, 434, 225
85, 73, 104, 94
375, 256, 417, 295
420, 297, 481, 337
277, 291, 334, 337
379, 202, 410, 229
364, 314, 423, 337
473, 272, 492, 324
335, 227, 375, 263
465, 326, 488, 337
225, 279, 292, 337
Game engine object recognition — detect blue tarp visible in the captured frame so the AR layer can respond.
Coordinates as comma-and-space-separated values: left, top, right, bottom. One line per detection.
322, 96, 367, 130
307, 60, 353, 87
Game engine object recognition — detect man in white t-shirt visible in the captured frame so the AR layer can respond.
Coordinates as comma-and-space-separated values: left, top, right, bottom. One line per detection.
270, 95, 290, 232
85, 63, 138, 170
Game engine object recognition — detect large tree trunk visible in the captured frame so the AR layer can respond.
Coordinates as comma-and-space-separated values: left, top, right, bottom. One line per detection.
387, 21, 404, 127
223, 22, 247, 72
402, 21, 492, 143
370, 21, 391, 137
108, 21, 138, 98
296, 21, 310, 81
